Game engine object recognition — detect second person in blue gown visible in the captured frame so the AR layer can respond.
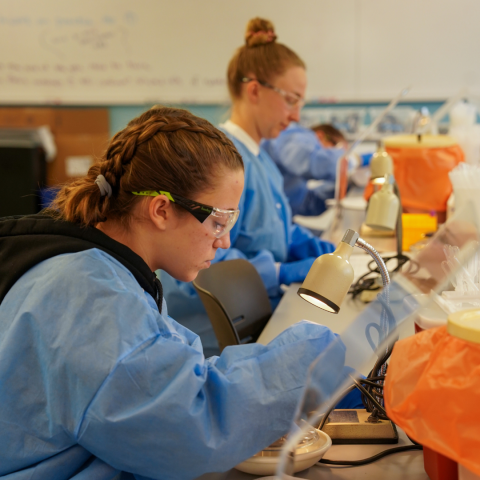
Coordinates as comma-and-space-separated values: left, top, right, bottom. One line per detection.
162, 17, 336, 356
263, 123, 346, 216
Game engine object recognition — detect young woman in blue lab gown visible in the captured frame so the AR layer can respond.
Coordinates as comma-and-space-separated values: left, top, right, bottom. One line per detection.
162, 18, 339, 356
0, 106, 358, 480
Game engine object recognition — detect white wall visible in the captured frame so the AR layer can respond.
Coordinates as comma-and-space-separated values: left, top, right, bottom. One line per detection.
1, 0, 479, 105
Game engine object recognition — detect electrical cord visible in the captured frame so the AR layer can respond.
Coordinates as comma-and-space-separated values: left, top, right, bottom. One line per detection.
317, 371, 423, 467
349, 253, 412, 301
359, 337, 397, 420
316, 330, 425, 467
318, 444, 423, 466
352, 377, 387, 416
314, 254, 424, 468
318, 379, 423, 467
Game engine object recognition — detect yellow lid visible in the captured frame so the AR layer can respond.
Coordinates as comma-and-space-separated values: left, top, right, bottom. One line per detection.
383, 134, 458, 149
447, 308, 480, 344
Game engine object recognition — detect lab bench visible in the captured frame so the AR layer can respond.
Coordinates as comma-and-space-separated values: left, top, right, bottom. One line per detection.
199, 428, 426, 479
199, 247, 426, 480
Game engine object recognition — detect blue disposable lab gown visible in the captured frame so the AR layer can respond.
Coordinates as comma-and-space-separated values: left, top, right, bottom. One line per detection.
162, 127, 335, 355
262, 124, 344, 216
0, 248, 349, 480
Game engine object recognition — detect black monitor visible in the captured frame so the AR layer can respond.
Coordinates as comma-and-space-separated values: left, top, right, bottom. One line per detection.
0, 129, 46, 217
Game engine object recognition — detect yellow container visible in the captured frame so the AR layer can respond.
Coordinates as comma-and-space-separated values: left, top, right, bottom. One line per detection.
402, 213, 437, 251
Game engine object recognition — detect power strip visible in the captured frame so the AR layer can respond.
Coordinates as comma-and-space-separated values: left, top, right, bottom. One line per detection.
321, 409, 398, 445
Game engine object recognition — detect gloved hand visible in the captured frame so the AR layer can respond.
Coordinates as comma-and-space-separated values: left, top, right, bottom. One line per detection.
288, 236, 335, 262
360, 152, 373, 167
279, 257, 317, 286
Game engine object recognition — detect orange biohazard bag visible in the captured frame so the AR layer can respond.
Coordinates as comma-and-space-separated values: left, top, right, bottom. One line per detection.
364, 135, 464, 215
384, 324, 480, 476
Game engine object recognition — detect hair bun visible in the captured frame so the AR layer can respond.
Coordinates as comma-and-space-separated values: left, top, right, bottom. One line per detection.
245, 17, 277, 47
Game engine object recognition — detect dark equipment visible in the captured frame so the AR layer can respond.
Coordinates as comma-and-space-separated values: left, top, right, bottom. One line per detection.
0, 128, 47, 217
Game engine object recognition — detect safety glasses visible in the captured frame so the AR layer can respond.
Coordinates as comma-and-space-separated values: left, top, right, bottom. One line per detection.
132, 190, 240, 239
241, 77, 305, 108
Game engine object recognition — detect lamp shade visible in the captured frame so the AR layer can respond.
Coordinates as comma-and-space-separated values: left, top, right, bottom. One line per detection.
297, 232, 357, 313
370, 144, 394, 183
365, 181, 400, 231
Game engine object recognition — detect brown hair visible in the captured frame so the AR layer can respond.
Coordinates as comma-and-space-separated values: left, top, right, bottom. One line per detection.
52, 106, 244, 227
311, 123, 346, 145
227, 17, 306, 99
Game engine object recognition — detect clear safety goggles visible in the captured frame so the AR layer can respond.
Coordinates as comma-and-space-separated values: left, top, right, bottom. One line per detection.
132, 190, 240, 239
241, 77, 305, 109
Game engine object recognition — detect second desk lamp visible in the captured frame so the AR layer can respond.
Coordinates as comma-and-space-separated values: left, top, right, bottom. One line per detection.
367, 144, 404, 257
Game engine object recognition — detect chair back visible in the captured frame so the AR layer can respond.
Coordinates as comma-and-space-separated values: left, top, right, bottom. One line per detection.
193, 259, 272, 352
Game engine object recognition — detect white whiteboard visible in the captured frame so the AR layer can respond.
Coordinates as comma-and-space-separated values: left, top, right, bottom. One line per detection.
1, 0, 480, 105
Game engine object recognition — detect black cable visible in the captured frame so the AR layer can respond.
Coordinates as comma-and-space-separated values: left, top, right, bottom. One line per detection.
364, 375, 386, 381
317, 369, 424, 468
314, 290, 424, 469
318, 444, 423, 466
360, 346, 392, 416
359, 378, 386, 389
351, 377, 387, 416
348, 253, 412, 301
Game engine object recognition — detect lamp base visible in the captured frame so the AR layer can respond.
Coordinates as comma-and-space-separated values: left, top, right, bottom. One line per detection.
320, 409, 398, 444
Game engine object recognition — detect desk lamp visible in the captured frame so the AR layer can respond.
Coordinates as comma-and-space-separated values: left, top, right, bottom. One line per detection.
367, 145, 404, 257
298, 229, 390, 314
366, 174, 404, 259
370, 144, 394, 186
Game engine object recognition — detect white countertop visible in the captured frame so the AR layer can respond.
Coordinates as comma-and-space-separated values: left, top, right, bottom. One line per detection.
198, 429, 426, 480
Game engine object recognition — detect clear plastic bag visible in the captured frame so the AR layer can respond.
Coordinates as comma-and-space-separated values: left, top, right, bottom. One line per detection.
273, 202, 480, 479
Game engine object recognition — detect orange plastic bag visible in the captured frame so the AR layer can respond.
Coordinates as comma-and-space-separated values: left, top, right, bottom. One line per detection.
364, 135, 464, 215
385, 135, 464, 213
385, 326, 480, 476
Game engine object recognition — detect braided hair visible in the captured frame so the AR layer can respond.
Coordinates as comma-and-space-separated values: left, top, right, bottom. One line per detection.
52, 106, 244, 227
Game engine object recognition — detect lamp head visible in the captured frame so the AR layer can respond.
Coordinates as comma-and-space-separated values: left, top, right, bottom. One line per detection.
365, 174, 400, 231
297, 230, 359, 313
370, 144, 393, 184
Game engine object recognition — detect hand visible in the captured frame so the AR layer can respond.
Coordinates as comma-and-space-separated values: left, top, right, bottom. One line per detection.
279, 257, 317, 285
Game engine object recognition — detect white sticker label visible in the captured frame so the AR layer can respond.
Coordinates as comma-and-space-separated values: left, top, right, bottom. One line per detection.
65, 156, 93, 177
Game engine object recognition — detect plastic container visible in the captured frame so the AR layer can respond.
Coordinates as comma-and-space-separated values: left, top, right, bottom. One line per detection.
424, 446, 458, 480
403, 294, 448, 333
385, 309, 480, 480
234, 428, 332, 475
340, 197, 367, 233
414, 303, 448, 333
402, 213, 437, 252
383, 134, 464, 215
424, 309, 480, 480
